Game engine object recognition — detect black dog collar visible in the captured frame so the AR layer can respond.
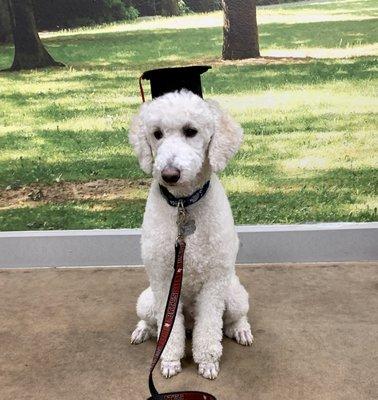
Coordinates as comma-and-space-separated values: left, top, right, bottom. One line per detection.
159, 180, 210, 208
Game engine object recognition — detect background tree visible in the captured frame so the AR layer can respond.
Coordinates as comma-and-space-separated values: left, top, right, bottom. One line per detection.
7, 0, 64, 71
185, 0, 217, 12
0, 0, 12, 43
222, 0, 260, 60
161, 0, 179, 16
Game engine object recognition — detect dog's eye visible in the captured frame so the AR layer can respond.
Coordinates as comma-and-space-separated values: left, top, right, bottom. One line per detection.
153, 129, 163, 140
183, 126, 198, 138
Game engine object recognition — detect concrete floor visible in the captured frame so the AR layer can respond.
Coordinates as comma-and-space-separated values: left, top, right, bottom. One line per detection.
0, 262, 377, 400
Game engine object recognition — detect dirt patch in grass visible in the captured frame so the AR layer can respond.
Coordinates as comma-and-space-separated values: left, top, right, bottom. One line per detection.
0, 179, 151, 209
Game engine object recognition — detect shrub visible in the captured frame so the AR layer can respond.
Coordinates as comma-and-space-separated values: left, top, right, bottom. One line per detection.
34, 0, 139, 30
185, 0, 221, 12
178, 0, 191, 14
124, 5, 140, 20
106, 1, 139, 21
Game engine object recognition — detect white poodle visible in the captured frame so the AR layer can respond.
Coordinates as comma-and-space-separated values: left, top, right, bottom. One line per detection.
129, 89, 253, 380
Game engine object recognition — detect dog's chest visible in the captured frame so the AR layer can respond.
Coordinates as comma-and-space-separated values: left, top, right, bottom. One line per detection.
143, 224, 216, 273
141, 178, 238, 284
144, 224, 237, 301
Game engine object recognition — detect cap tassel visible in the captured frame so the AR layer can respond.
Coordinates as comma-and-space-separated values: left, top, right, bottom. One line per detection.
139, 75, 145, 103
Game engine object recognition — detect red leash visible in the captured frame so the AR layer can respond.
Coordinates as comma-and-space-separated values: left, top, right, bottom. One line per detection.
147, 236, 216, 400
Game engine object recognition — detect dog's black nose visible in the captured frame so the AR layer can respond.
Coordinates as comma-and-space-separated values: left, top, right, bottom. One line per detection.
161, 167, 180, 184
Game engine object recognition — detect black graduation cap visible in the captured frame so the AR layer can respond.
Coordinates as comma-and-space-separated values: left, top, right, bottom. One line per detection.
139, 65, 211, 101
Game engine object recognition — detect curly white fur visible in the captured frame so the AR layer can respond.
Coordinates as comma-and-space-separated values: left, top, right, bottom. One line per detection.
129, 90, 253, 380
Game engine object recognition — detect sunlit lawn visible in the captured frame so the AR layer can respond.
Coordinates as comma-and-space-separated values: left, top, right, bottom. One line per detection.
0, 0, 377, 230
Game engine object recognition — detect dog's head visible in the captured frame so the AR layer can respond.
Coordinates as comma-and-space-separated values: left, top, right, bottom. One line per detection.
129, 90, 243, 190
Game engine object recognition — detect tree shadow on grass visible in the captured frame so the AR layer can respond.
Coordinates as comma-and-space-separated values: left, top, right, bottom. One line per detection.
227, 166, 377, 224
229, 187, 376, 224
303, 167, 378, 195
0, 126, 131, 149
0, 198, 146, 231
259, 19, 378, 49
33, 101, 138, 122
3, 57, 374, 118
204, 56, 376, 95
225, 155, 377, 192
0, 150, 144, 189
240, 111, 377, 135
1, 75, 141, 105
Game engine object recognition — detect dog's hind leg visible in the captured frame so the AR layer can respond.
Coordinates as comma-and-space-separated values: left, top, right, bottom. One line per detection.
223, 275, 254, 346
131, 287, 157, 344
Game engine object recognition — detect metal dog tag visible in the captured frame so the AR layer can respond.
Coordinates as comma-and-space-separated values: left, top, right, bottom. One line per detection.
177, 203, 196, 237
180, 218, 196, 236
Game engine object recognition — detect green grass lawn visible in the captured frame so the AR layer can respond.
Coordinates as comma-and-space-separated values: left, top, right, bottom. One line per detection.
0, 0, 377, 230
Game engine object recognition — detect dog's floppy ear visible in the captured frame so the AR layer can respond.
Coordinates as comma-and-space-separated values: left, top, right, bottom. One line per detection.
129, 112, 153, 174
206, 99, 243, 172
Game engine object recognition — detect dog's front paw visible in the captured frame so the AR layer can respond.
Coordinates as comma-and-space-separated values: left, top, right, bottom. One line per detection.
131, 320, 154, 344
198, 361, 219, 380
224, 320, 254, 346
161, 360, 182, 378
235, 327, 254, 346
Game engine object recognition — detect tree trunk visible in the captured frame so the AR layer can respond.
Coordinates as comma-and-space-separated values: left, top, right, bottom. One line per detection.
0, 0, 12, 43
222, 0, 260, 60
7, 0, 64, 71
161, 0, 179, 16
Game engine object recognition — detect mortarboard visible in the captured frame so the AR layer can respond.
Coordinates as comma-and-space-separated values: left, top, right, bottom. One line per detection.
139, 65, 211, 102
